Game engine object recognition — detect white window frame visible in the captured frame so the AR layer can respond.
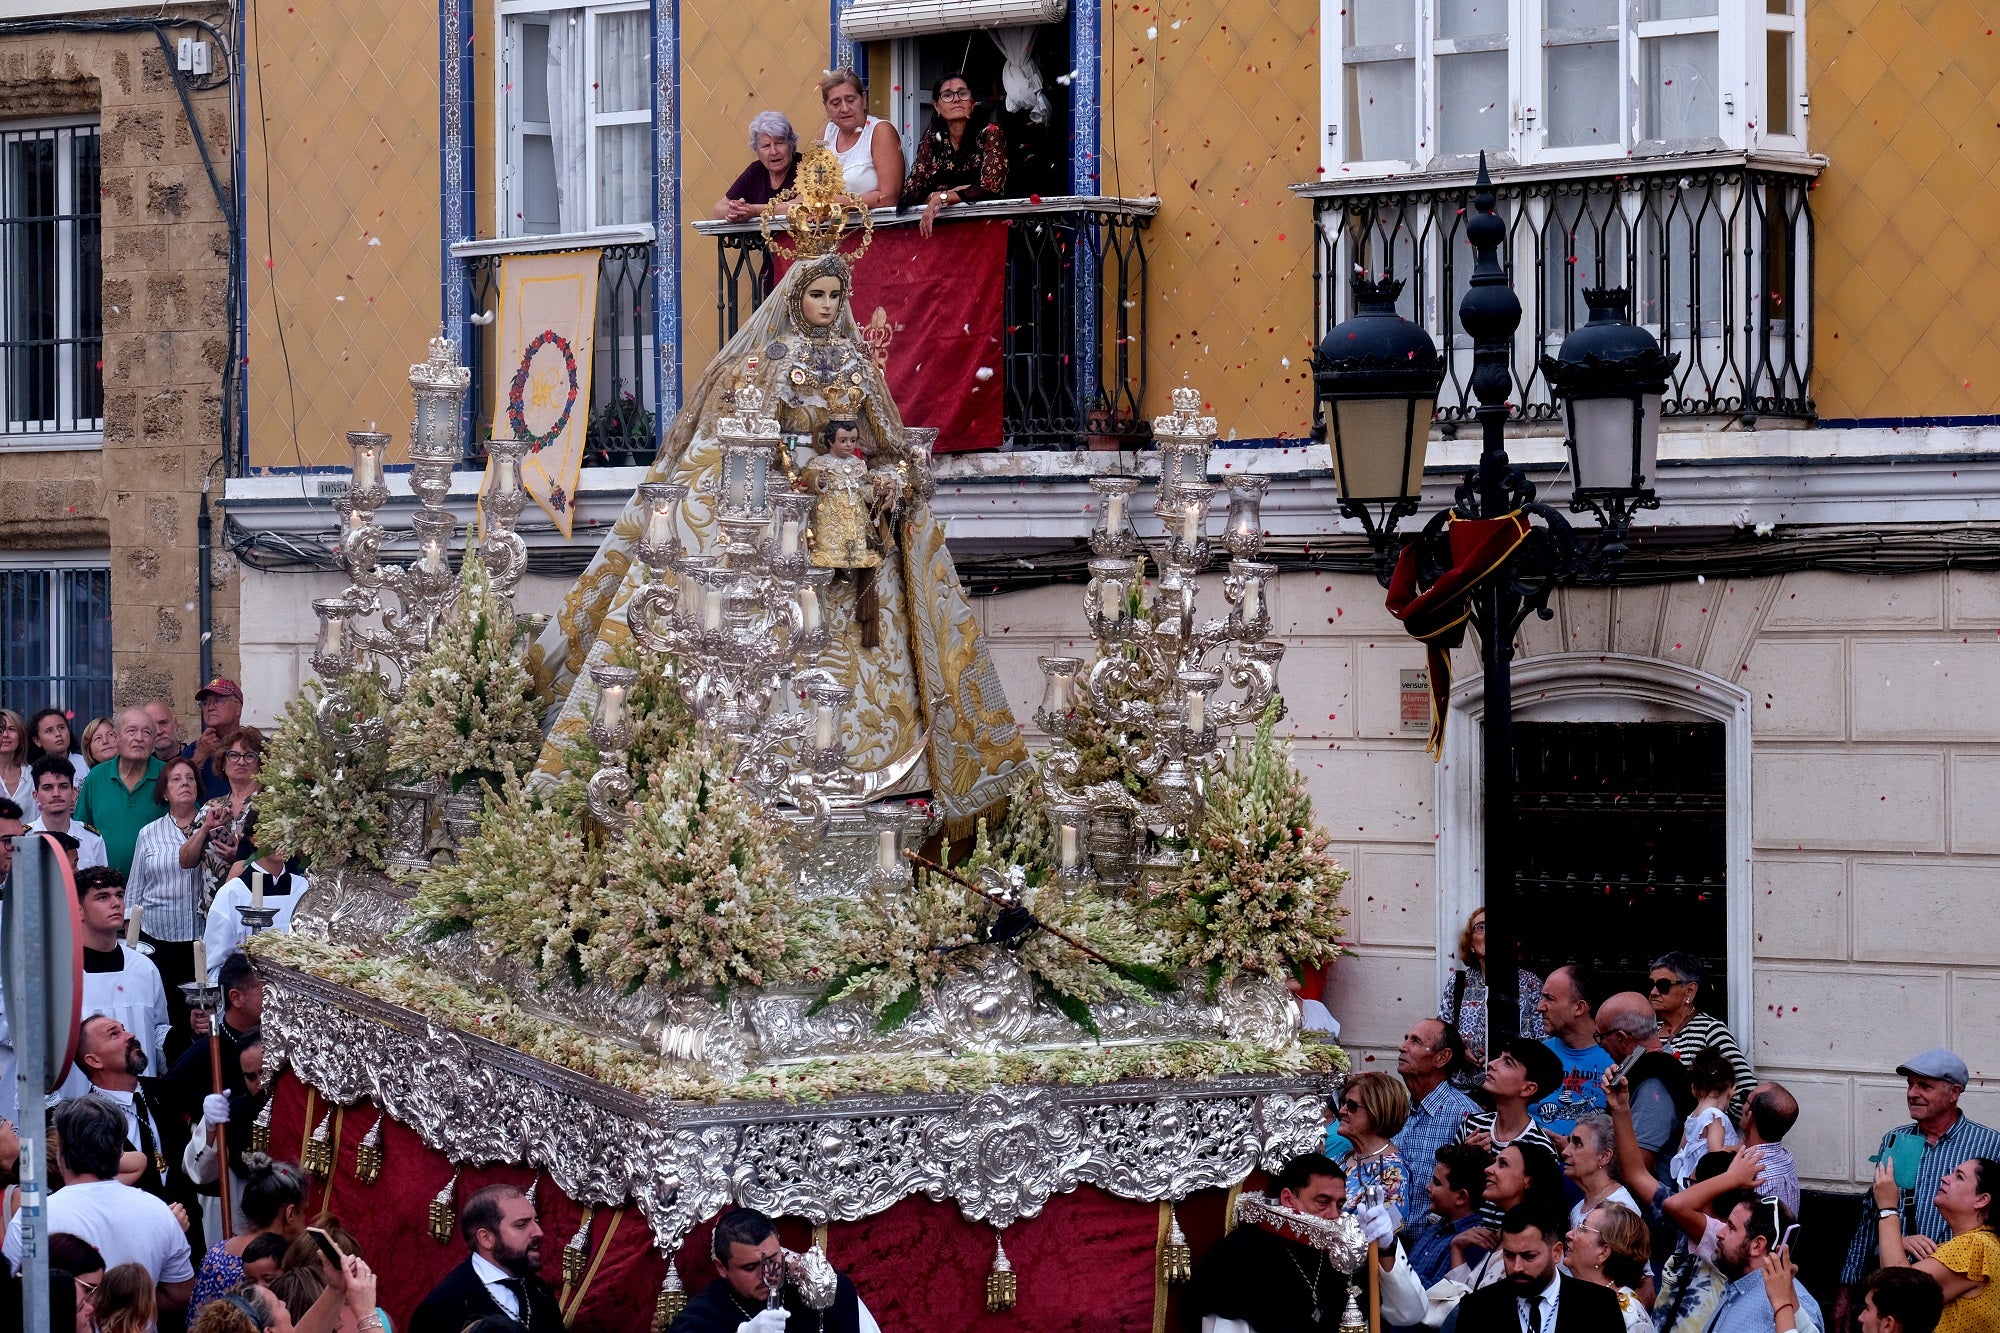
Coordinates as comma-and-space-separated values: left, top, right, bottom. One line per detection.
0, 117, 102, 447
1321, 0, 1802, 180
495, 0, 652, 238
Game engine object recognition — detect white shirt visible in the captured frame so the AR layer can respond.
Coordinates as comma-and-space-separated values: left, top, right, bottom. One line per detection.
1569, 1184, 1641, 1229
1, 764, 34, 823
53, 945, 172, 1099
27, 815, 107, 869
2, 1178, 194, 1283
1517, 1271, 1561, 1333
204, 865, 308, 981
471, 1251, 525, 1320
821, 116, 887, 196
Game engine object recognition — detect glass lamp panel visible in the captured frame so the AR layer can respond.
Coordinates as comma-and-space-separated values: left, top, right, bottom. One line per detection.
1570, 396, 1637, 493
1333, 397, 1431, 502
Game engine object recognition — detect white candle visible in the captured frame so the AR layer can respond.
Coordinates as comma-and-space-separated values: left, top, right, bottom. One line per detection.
779, 518, 800, 557
1059, 823, 1079, 869
877, 828, 898, 873
1101, 580, 1124, 621
1181, 502, 1201, 544
421, 538, 445, 574
815, 702, 837, 749
703, 588, 723, 631
250, 872, 265, 911
194, 940, 208, 986
1106, 492, 1126, 534
799, 585, 821, 632
317, 613, 343, 659
1188, 691, 1206, 733
598, 682, 627, 730
1242, 579, 1261, 622
644, 503, 673, 550
353, 443, 383, 492
494, 450, 519, 496
126, 903, 142, 945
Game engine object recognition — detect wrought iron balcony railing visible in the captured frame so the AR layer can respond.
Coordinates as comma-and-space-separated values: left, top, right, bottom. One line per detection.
1300, 153, 1818, 424
458, 234, 658, 468
695, 196, 1156, 450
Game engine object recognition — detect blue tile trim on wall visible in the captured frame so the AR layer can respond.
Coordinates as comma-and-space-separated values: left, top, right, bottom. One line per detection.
653, 0, 683, 420
440, 0, 475, 447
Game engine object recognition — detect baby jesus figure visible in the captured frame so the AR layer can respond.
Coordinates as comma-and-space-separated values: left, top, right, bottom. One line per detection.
797, 417, 899, 647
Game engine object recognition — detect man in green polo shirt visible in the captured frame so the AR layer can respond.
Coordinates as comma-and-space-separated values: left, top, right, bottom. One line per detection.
75, 706, 166, 876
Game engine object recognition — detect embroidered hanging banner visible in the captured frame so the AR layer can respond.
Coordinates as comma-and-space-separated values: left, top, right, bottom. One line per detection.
490, 248, 601, 535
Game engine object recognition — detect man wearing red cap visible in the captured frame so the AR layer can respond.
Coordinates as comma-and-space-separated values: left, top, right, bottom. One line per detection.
183, 678, 245, 802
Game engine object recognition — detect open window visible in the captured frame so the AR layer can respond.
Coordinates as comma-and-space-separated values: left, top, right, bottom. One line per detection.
498, 2, 653, 237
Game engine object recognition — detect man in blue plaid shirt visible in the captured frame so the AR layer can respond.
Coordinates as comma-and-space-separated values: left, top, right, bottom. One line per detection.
1393, 1018, 1480, 1184
1841, 1047, 2000, 1283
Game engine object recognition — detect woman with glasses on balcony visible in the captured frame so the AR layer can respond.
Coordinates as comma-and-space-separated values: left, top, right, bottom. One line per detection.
1648, 950, 1757, 1113
900, 71, 1008, 239
817, 68, 902, 210
716, 110, 800, 223
183, 725, 264, 907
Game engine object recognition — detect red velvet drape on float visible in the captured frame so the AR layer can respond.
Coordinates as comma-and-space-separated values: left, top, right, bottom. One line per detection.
774, 220, 1008, 453
269, 1073, 1248, 1333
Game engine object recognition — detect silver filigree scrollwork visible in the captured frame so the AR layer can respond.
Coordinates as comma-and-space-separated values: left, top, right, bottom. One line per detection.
918, 1088, 1084, 1229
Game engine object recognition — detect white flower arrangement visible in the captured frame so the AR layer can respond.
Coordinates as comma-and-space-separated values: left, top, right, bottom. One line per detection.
258, 669, 395, 872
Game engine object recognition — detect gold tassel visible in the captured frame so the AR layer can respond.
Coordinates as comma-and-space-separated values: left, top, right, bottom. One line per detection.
652, 1265, 686, 1332
303, 1111, 334, 1179
985, 1230, 1018, 1313
1160, 1204, 1193, 1285
250, 1094, 274, 1153
428, 1168, 460, 1244
562, 1208, 594, 1286
353, 1115, 385, 1185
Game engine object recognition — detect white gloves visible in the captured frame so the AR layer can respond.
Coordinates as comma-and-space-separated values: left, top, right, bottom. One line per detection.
1356, 1203, 1399, 1249
737, 1311, 789, 1333
202, 1092, 231, 1126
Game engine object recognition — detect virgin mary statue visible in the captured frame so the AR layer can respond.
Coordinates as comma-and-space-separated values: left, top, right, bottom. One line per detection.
526, 143, 1026, 827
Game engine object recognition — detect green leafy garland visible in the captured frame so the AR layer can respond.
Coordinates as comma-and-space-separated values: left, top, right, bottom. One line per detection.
258, 669, 394, 873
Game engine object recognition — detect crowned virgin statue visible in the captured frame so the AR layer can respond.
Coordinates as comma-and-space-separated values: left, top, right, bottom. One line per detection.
526, 143, 1026, 826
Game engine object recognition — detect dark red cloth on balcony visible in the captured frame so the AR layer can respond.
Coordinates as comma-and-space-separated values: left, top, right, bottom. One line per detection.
266, 1071, 1204, 1332
781, 219, 1008, 452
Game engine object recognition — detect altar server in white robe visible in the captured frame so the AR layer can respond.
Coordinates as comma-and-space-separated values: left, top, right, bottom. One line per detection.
56, 866, 171, 1100
203, 848, 307, 983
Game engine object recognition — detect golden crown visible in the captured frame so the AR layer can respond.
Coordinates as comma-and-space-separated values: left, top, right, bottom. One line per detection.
761, 142, 874, 261
825, 380, 864, 419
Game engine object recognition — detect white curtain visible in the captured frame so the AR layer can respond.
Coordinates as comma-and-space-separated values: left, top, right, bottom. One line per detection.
546, 9, 589, 232
593, 9, 651, 226
989, 26, 1048, 125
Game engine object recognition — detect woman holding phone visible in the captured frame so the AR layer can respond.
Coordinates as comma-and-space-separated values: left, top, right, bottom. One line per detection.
1873, 1156, 2000, 1333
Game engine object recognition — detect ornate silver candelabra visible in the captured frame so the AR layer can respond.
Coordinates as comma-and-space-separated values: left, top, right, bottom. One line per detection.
308, 335, 532, 867
1035, 386, 1282, 890
586, 377, 858, 832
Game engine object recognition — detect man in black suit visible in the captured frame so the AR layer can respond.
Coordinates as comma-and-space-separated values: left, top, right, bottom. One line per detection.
409, 1184, 564, 1333
1453, 1207, 1626, 1333
670, 1207, 877, 1333
68, 1014, 202, 1239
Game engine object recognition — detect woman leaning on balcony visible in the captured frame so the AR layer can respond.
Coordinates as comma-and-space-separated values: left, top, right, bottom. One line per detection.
715, 110, 800, 223
900, 71, 1008, 239
818, 67, 903, 210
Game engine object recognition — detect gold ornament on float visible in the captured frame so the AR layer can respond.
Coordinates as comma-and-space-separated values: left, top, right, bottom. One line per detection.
760, 142, 873, 262
1160, 1203, 1193, 1285
428, 1168, 461, 1244
354, 1114, 385, 1185
304, 1110, 334, 1179
652, 1266, 687, 1332
985, 1230, 1018, 1313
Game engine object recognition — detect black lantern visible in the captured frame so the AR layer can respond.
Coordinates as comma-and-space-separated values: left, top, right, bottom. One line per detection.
1541, 288, 1679, 530
1312, 277, 1446, 543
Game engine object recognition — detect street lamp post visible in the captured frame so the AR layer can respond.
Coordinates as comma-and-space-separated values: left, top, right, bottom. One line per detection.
1311, 155, 1675, 1046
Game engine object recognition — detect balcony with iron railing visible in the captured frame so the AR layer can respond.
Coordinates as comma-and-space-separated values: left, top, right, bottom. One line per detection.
455, 227, 660, 469
1296, 152, 1819, 428
694, 196, 1156, 451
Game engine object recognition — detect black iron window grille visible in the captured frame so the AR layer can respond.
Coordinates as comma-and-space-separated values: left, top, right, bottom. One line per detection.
704, 200, 1152, 451
0, 123, 102, 441
1311, 160, 1814, 424
1, 563, 112, 722
463, 240, 657, 467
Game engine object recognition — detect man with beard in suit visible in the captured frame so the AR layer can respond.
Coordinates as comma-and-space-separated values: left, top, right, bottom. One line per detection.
1451, 1207, 1626, 1333
410, 1184, 565, 1333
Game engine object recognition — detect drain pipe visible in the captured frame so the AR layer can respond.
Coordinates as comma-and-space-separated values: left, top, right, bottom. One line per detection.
198, 481, 215, 685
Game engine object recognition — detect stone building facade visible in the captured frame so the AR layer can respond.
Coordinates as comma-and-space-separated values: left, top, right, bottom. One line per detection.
0, 9, 237, 724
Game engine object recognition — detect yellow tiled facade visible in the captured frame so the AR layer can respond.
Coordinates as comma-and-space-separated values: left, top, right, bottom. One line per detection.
239, 0, 2000, 472
1808, 0, 2000, 420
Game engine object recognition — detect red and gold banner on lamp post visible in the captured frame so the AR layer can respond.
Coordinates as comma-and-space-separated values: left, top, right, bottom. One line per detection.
491, 248, 601, 536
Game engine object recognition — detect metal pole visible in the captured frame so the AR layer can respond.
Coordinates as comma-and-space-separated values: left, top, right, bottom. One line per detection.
12, 836, 51, 1333
1459, 154, 1524, 1046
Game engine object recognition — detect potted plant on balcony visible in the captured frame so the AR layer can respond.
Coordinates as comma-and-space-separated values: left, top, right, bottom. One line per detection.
586, 381, 655, 468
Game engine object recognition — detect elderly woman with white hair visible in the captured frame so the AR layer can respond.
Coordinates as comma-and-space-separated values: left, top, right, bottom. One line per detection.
716, 109, 799, 221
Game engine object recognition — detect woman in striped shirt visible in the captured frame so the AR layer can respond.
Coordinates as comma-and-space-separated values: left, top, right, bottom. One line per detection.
1648, 950, 1757, 1112
129, 755, 208, 1044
